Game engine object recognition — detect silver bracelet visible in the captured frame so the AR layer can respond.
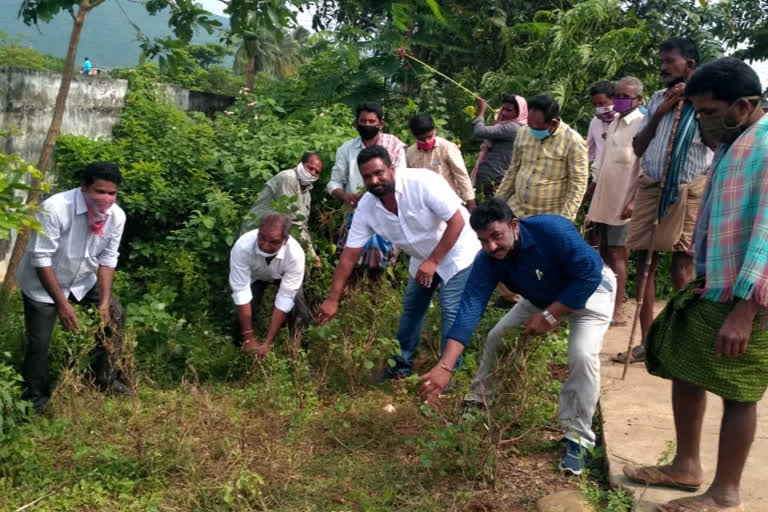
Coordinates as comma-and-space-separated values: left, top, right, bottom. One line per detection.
438, 362, 453, 373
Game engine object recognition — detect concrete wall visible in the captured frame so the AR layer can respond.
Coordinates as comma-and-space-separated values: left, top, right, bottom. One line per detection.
0, 67, 234, 280
0, 68, 128, 165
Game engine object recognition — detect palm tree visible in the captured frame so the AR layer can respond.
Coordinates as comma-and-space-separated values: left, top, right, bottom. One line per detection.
233, 26, 306, 86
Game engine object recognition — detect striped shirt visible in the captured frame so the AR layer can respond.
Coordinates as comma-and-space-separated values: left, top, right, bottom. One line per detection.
496, 121, 588, 221
639, 89, 713, 183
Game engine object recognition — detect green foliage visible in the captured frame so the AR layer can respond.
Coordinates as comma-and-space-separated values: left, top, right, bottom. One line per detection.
413, 411, 496, 480
580, 477, 635, 512
480, 0, 661, 133
0, 31, 68, 71
137, 39, 243, 96
308, 286, 403, 392
0, 354, 31, 441
0, 142, 46, 239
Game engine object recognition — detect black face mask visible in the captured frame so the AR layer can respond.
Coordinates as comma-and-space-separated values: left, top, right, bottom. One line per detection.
356, 124, 381, 140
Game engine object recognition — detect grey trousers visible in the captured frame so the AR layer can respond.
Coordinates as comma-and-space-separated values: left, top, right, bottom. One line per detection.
466, 267, 616, 448
22, 286, 125, 410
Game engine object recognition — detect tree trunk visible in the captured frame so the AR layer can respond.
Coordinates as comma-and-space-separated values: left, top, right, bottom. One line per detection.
246, 54, 256, 91
2, 0, 98, 293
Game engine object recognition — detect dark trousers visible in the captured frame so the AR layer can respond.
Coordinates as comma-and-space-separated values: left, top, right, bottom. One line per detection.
21, 286, 125, 409
232, 280, 310, 346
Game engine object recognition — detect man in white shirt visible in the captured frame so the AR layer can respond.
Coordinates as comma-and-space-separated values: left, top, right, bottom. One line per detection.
317, 145, 481, 380
17, 162, 128, 414
229, 213, 309, 360
327, 102, 406, 273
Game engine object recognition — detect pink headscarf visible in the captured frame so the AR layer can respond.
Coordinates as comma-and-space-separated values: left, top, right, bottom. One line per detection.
471, 95, 528, 184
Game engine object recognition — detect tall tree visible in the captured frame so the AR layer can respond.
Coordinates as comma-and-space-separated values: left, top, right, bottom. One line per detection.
3, 0, 220, 292
218, 0, 298, 90
232, 26, 305, 80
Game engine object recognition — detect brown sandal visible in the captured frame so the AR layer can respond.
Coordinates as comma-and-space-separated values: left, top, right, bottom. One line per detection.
623, 465, 701, 492
656, 496, 745, 512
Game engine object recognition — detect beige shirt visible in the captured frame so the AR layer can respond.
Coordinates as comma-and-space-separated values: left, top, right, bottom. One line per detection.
405, 136, 475, 202
586, 108, 645, 226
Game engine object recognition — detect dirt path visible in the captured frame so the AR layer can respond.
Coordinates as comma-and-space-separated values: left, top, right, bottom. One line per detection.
599, 300, 768, 511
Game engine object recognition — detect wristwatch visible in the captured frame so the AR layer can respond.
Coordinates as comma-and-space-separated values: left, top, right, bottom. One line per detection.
542, 309, 559, 327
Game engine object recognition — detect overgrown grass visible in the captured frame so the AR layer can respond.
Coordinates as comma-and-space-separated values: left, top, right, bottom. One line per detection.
0, 284, 600, 511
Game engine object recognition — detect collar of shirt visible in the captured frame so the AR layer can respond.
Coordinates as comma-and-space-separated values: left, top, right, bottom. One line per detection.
543, 121, 565, 141
618, 107, 643, 126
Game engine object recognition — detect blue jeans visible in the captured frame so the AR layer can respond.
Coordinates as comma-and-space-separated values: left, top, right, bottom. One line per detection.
392, 265, 472, 374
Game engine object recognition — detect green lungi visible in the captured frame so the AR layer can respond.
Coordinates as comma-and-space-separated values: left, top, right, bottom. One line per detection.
645, 277, 768, 402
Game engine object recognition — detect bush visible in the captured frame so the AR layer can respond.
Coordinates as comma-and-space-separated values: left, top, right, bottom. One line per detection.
0, 355, 31, 441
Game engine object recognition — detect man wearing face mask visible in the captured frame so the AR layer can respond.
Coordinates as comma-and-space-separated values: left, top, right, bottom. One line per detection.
419, 198, 615, 475
327, 102, 406, 272
586, 80, 618, 182
16, 162, 129, 414
587, 76, 646, 326
243, 152, 324, 268
317, 145, 481, 382
496, 95, 589, 222
623, 57, 767, 512
617, 37, 715, 364
405, 113, 476, 211
230, 213, 309, 360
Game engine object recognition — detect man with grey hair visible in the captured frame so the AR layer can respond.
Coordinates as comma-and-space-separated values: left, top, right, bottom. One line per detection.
587, 76, 646, 326
229, 213, 309, 359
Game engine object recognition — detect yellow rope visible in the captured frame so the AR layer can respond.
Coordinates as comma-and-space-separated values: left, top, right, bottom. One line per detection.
401, 52, 497, 114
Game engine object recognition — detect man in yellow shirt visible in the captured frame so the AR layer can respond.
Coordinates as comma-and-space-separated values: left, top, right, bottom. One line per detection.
406, 113, 476, 211
496, 95, 589, 222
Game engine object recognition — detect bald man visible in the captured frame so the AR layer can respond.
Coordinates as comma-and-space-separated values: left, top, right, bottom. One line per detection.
229, 213, 310, 359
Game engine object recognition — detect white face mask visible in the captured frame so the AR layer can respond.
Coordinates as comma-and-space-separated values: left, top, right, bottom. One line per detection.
255, 243, 280, 258
295, 162, 318, 186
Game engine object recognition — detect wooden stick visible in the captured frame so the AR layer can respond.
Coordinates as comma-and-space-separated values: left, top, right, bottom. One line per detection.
622, 99, 685, 380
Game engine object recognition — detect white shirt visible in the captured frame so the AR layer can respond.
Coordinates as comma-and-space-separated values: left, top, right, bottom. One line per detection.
587, 108, 645, 225
326, 133, 406, 195
586, 115, 615, 175
17, 188, 126, 304
229, 229, 306, 312
346, 168, 481, 282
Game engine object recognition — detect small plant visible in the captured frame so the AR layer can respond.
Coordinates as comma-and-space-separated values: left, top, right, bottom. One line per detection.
0, 354, 31, 441
656, 439, 677, 466
580, 477, 635, 512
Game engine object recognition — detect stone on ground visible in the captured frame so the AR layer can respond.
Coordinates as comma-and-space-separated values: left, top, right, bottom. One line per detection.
536, 490, 594, 512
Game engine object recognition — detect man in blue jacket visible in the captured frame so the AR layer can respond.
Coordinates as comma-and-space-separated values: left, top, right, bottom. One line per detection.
419, 198, 615, 475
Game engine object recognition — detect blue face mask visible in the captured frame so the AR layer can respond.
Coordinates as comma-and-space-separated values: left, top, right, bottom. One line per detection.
529, 127, 551, 140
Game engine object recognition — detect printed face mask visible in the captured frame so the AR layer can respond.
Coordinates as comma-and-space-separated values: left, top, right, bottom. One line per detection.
594, 105, 615, 121
83, 191, 116, 235
416, 137, 436, 152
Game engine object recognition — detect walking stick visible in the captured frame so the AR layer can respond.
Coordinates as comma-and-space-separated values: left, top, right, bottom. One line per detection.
622, 99, 685, 380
